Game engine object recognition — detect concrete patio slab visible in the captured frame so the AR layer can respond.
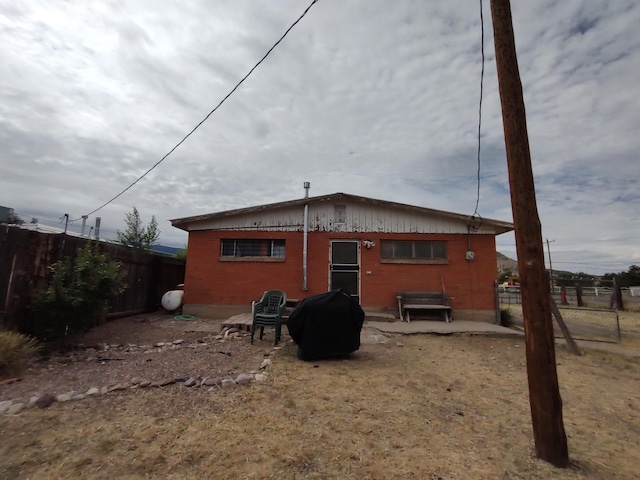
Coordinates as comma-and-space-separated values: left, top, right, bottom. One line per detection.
365, 320, 524, 337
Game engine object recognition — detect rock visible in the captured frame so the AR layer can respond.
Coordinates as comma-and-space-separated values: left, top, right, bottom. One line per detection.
396, 341, 404, 347
260, 359, 272, 369
227, 327, 240, 334
106, 383, 129, 393
0, 400, 12, 414
7, 403, 25, 415
155, 342, 165, 347
172, 339, 184, 345
273, 346, 283, 350
197, 339, 206, 344
71, 393, 86, 401
203, 377, 221, 387
150, 378, 176, 387
28, 396, 40, 408
138, 380, 151, 388
35, 393, 56, 409
215, 335, 224, 340
184, 377, 197, 387
130, 378, 141, 385
221, 379, 236, 389
228, 332, 240, 338
235, 373, 252, 385
85, 387, 100, 396
254, 373, 267, 382
56, 393, 72, 402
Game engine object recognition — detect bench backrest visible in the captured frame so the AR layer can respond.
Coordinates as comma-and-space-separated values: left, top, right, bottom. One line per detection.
397, 291, 448, 305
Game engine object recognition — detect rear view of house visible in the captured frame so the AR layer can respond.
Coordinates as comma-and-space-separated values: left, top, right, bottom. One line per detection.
170, 188, 513, 323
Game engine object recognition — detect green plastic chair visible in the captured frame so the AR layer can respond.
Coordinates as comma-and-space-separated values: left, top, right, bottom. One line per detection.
251, 290, 287, 345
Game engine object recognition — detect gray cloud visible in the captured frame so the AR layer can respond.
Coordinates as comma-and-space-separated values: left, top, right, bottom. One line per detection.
1, 0, 639, 274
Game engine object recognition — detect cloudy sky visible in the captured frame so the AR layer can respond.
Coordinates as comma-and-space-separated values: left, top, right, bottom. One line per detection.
1, 1, 639, 275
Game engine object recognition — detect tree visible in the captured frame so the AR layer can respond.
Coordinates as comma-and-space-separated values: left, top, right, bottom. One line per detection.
499, 268, 513, 284
116, 207, 160, 251
7, 212, 24, 225
615, 265, 640, 287
30, 242, 127, 341
174, 247, 187, 260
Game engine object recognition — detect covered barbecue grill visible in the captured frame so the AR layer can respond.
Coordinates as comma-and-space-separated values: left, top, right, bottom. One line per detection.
287, 290, 365, 361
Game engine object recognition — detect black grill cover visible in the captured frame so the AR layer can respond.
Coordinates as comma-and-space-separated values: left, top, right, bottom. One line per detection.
287, 290, 365, 361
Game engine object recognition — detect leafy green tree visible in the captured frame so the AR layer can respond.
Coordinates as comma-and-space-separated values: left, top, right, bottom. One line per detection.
116, 207, 160, 250
174, 247, 187, 260
499, 268, 513, 283
616, 265, 640, 287
30, 242, 127, 341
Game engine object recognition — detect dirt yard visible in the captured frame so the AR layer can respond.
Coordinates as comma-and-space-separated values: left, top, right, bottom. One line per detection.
1, 312, 639, 479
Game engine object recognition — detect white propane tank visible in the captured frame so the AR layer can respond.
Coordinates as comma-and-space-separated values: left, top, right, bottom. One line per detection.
161, 289, 184, 312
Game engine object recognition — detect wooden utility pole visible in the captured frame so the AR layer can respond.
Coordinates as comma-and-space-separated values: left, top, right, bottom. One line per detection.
546, 238, 555, 291
490, 0, 569, 467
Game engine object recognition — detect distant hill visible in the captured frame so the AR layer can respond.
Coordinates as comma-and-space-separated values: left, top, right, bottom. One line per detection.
497, 252, 518, 275
150, 245, 182, 256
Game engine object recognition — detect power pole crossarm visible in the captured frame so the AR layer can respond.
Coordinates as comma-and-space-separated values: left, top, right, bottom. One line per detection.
490, 0, 569, 468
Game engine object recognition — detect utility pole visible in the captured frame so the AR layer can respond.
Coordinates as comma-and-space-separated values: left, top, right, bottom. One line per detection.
490, 0, 569, 468
62, 214, 69, 234
546, 238, 555, 291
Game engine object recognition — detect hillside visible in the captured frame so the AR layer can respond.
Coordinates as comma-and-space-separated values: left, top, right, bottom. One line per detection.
497, 252, 518, 275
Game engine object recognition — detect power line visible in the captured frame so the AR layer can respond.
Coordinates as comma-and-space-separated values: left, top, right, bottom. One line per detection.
467, 0, 485, 232
73, 0, 320, 221
473, 0, 485, 217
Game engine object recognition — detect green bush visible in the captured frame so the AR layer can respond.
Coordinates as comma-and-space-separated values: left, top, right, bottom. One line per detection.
500, 308, 514, 327
0, 330, 39, 378
30, 242, 127, 342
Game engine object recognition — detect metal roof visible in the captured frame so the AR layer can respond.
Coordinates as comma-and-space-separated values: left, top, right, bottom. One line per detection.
170, 192, 514, 234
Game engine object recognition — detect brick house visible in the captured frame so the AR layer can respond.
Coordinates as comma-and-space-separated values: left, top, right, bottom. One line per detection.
170, 191, 513, 322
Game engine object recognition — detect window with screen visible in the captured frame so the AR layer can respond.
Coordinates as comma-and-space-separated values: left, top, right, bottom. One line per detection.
380, 240, 447, 262
220, 239, 285, 259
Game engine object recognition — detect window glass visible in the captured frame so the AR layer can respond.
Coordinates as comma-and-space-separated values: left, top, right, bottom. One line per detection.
221, 239, 285, 258
432, 242, 447, 259
380, 240, 447, 260
414, 242, 430, 258
272, 240, 286, 258
332, 241, 358, 264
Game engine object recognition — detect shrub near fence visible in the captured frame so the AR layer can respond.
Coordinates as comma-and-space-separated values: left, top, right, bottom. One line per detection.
0, 226, 185, 335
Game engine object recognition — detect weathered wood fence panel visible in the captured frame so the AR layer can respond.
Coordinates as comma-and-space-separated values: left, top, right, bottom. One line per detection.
0, 226, 185, 332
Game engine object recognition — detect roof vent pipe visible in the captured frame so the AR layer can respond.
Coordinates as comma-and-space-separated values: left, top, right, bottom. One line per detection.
302, 182, 310, 290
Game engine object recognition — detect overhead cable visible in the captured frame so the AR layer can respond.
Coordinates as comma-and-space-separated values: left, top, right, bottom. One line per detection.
74, 0, 320, 220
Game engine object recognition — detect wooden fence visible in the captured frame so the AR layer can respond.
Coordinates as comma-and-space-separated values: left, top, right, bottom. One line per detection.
0, 226, 185, 333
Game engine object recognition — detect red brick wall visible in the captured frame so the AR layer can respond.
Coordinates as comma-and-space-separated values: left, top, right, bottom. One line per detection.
184, 230, 498, 313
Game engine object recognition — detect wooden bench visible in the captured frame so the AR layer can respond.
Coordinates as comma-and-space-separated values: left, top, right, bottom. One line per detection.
396, 291, 452, 323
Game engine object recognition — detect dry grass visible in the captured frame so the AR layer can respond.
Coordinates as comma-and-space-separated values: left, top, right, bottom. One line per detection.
1, 332, 640, 479
501, 303, 640, 344
0, 330, 39, 379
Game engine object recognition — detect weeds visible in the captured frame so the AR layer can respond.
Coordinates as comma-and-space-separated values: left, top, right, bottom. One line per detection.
0, 329, 39, 378
500, 309, 514, 327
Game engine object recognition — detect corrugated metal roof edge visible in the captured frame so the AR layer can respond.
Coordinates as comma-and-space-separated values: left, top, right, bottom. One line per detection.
170, 192, 514, 234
